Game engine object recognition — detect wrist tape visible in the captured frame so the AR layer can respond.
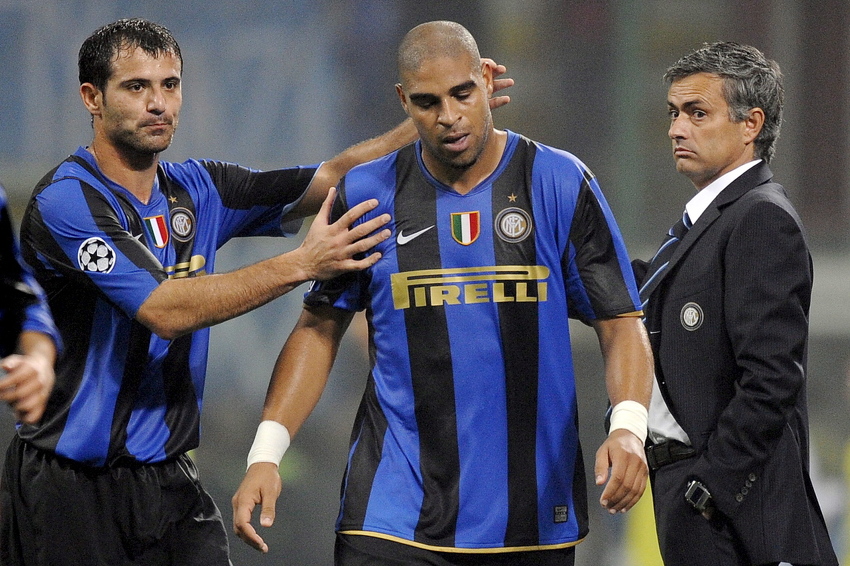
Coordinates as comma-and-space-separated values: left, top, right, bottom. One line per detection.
608, 400, 648, 444
246, 420, 291, 469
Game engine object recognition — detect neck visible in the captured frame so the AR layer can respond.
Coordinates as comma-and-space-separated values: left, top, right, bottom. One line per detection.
427, 129, 507, 195
88, 140, 159, 204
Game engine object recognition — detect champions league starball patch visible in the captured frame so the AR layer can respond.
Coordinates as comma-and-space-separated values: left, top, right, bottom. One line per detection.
680, 301, 704, 331
77, 237, 116, 273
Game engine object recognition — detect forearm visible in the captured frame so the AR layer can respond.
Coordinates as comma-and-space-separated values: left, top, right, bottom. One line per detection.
138, 248, 313, 340
595, 316, 653, 407
260, 306, 352, 436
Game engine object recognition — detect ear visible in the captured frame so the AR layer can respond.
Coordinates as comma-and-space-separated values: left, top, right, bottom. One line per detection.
80, 83, 102, 117
742, 107, 765, 145
395, 83, 411, 116
480, 60, 494, 97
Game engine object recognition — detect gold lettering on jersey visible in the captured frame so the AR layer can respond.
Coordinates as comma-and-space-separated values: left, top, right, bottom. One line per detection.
165, 254, 208, 279
390, 265, 550, 310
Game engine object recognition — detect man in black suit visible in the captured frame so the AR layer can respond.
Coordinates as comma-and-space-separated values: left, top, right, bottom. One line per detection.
636, 42, 838, 565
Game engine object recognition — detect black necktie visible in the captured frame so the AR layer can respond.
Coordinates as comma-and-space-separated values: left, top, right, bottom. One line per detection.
639, 210, 692, 308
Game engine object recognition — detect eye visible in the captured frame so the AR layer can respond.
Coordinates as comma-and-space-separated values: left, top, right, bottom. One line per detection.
668, 109, 679, 120
692, 109, 707, 119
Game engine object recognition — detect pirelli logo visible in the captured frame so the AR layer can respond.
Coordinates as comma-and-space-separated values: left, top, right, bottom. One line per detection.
390, 265, 549, 310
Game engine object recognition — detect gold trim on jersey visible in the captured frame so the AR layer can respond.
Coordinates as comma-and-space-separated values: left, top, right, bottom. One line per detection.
338, 530, 584, 553
164, 254, 207, 279
390, 265, 550, 310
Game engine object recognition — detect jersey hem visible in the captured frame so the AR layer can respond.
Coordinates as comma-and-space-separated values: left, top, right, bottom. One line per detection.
336, 530, 585, 554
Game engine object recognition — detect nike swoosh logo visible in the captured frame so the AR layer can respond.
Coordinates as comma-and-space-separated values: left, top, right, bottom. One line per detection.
396, 225, 435, 245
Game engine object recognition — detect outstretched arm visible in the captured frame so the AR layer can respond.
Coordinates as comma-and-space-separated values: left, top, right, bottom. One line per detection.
592, 316, 653, 514
137, 188, 388, 340
232, 303, 354, 553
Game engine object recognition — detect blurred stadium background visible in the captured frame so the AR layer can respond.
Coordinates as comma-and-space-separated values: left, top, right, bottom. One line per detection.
1, 1, 848, 564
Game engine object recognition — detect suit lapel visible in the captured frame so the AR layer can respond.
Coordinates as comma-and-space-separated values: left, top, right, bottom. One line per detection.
641, 162, 774, 301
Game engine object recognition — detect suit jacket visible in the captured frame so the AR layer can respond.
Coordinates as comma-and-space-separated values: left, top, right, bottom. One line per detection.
637, 162, 837, 565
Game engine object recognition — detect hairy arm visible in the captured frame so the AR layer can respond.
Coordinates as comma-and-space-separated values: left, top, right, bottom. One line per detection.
137, 189, 388, 339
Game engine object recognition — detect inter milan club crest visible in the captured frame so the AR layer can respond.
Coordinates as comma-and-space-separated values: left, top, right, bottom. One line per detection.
680, 301, 704, 331
143, 215, 169, 248
451, 211, 480, 245
170, 207, 196, 242
495, 207, 532, 243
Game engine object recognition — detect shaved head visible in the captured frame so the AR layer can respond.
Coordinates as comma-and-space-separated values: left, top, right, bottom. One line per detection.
397, 21, 481, 85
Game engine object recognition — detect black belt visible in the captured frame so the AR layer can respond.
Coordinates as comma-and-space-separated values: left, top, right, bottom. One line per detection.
645, 439, 696, 471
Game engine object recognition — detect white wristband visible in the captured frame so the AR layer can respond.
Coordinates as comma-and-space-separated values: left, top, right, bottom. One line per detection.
246, 420, 291, 469
608, 400, 648, 444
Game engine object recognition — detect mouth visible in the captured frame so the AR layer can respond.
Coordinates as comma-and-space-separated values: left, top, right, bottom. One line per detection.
673, 145, 694, 158
441, 132, 471, 153
142, 119, 173, 129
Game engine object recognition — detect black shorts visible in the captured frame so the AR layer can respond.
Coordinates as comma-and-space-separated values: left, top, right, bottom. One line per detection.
334, 533, 576, 566
0, 435, 231, 566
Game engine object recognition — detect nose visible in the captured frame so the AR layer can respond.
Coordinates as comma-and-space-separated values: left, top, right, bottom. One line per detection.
437, 99, 460, 126
668, 113, 686, 139
147, 87, 166, 115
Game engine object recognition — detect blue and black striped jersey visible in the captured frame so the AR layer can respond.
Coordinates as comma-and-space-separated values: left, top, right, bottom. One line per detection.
19, 147, 316, 466
305, 131, 641, 552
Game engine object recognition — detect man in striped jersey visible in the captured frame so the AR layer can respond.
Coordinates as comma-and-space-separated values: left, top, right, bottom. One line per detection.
1, 17, 520, 566
234, 20, 653, 566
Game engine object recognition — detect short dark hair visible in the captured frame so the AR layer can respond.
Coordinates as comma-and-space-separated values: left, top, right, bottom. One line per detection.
78, 18, 182, 92
665, 41, 784, 163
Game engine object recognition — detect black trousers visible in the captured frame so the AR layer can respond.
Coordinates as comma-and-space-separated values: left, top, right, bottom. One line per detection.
0, 435, 231, 566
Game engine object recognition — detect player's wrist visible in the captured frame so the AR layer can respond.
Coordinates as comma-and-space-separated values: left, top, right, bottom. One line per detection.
608, 400, 648, 444
247, 420, 291, 469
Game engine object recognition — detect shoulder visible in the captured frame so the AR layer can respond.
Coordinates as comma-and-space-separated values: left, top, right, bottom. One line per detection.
340, 148, 403, 206
733, 181, 803, 228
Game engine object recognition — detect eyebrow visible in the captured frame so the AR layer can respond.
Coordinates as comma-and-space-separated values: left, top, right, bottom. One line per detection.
668, 99, 704, 112
408, 80, 478, 105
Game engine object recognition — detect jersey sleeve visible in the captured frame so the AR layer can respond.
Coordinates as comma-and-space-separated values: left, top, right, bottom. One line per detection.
25, 178, 167, 318
557, 161, 641, 323
196, 160, 318, 242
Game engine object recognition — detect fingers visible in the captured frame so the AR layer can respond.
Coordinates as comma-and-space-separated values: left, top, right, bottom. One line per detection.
313, 186, 338, 227
0, 356, 51, 424
488, 94, 512, 110
232, 495, 267, 553
232, 463, 281, 554
596, 431, 648, 514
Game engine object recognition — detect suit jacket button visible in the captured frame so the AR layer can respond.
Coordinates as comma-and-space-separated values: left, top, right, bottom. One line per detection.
748, 473, 757, 482
736, 493, 744, 502
745, 480, 752, 488
741, 488, 748, 495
